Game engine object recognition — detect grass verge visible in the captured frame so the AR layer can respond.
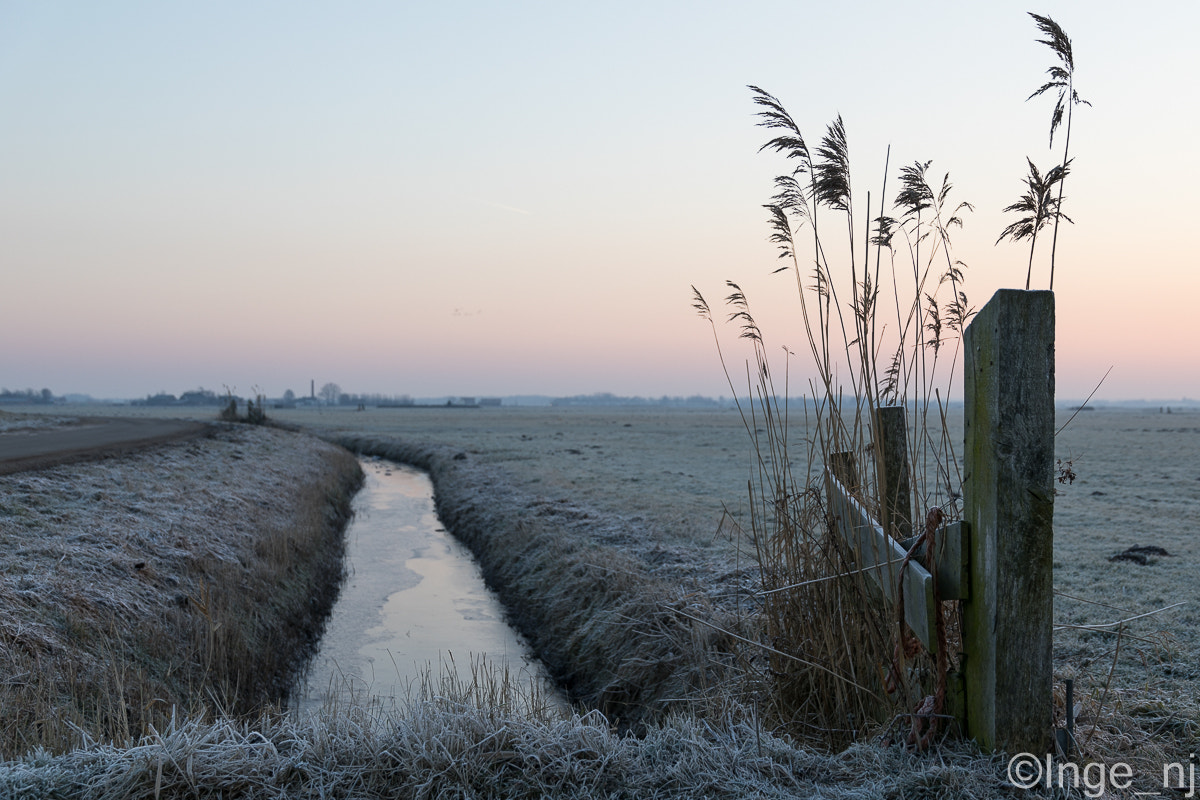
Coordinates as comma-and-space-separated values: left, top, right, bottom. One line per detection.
0, 424, 363, 758
1, 676, 1030, 800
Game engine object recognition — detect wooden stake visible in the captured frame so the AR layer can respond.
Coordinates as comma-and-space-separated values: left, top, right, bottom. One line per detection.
962, 289, 1055, 754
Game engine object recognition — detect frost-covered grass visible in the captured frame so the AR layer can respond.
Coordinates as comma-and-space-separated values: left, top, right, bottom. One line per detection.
1, 681, 1032, 800
0, 424, 361, 758
0, 410, 79, 432
3, 406, 1196, 796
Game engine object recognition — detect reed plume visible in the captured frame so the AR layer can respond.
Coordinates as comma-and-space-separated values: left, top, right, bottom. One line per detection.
1026, 12, 1089, 290
996, 156, 1071, 290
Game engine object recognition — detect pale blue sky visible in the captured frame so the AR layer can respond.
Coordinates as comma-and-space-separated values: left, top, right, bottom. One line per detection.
1, 1, 1196, 400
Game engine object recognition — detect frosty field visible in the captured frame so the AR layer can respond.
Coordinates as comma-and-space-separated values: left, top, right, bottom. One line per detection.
1, 402, 1196, 796
287, 404, 1200, 692
19, 402, 1200, 699
118, 401, 1199, 720
0, 418, 362, 757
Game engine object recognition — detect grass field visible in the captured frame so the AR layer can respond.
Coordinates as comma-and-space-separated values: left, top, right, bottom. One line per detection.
1, 403, 1197, 797
50, 407, 1200, 694
0, 416, 362, 758
289, 404, 1200, 731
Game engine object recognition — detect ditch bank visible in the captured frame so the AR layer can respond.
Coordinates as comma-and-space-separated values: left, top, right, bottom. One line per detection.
0, 424, 363, 757
331, 435, 743, 729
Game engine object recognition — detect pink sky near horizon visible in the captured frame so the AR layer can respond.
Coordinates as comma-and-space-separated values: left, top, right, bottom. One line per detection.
2, 2, 1197, 403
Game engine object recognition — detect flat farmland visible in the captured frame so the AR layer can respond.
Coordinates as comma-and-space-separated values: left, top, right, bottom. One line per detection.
26, 402, 1200, 669
277, 403, 1200, 712
10, 402, 1199, 746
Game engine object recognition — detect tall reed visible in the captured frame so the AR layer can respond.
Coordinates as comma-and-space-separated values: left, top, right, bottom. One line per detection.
695, 86, 976, 748
1026, 12, 1089, 290
699, 11, 1093, 751
996, 156, 1070, 290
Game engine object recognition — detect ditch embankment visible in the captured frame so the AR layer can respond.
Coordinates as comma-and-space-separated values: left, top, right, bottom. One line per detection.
0, 422, 362, 757
329, 434, 744, 730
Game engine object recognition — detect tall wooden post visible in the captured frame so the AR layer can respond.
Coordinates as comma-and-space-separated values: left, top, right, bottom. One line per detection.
874, 406, 912, 539
962, 289, 1055, 753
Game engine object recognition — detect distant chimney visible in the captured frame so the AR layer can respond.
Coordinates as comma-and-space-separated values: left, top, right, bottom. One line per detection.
311, 380, 315, 399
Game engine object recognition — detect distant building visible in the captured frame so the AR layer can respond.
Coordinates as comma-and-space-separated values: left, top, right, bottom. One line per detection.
479, 397, 502, 407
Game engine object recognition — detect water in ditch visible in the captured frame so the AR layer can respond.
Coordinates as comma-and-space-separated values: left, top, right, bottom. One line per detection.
294, 457, 561, 715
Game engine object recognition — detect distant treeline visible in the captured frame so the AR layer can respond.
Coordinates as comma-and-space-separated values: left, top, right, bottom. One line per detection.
131, 387, 423, 409
0, 388, 56, 405
134, 389, 228, 407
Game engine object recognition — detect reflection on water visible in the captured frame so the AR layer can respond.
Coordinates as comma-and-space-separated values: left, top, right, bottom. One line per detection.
296, 458, 557, 714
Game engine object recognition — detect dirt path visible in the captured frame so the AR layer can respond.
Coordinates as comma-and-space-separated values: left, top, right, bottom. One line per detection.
0, 416, 209, 475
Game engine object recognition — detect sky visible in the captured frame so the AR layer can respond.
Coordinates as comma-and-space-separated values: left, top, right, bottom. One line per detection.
1, 1, 1197, 402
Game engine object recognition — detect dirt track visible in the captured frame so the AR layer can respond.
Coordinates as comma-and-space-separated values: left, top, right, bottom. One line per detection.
0, 416, 210, 475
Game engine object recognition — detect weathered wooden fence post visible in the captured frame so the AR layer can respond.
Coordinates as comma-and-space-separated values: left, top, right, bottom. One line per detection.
873, 406, 912, 539
962, 289, 1055, 754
